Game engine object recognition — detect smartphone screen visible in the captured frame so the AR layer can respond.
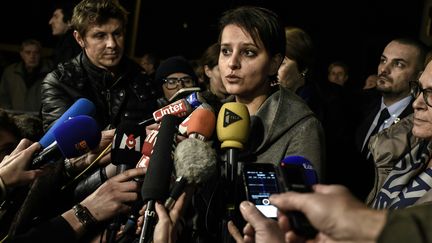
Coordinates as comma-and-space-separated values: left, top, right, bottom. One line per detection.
243, 164, 279, 219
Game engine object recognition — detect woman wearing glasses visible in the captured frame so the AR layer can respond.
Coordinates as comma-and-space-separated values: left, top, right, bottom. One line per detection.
154, 55, 199, 102
367, 59, 432, 209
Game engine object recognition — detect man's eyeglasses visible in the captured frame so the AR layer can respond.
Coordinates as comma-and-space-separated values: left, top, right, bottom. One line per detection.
162, 77, 195, 90
410, 81, 432, 107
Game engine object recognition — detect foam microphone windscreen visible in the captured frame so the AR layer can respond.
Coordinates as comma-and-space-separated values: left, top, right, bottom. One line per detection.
111, 121, 147, 166
281, 156, 318, 185
52, 115, 101, 158
174, 138, 217, 184
39, 98, 96, 148
186, 105, 216, 140
141, 114, 178, 202
216, 102, 250, 149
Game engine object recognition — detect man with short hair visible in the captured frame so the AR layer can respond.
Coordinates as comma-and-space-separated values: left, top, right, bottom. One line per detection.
0, 39, 52, 112
327, 61, 349, 86
41, 0, 160, 131
353, 37, 427, 200
48, 1, 81, 67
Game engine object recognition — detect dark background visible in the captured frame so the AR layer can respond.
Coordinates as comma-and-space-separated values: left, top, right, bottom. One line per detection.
0, 0, 425, 88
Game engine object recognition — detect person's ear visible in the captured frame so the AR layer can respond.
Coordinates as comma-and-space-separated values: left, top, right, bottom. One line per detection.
73, 30, 85, 48
204, 65, 212, 78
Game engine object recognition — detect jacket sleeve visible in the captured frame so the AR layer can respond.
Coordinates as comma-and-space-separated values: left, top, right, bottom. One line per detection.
40, 71, 74, 131
378, 204, 432, 243
6, 216, 77, 243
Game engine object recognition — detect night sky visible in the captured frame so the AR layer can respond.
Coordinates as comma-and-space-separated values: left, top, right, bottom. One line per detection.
0, 0, 425, 87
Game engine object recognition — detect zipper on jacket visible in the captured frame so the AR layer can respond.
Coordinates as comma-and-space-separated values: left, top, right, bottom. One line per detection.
105, 89, 111, 117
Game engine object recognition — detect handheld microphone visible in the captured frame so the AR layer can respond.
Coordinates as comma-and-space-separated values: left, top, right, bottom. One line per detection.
107, 121, 147, 243
139, 90, 220, 127
111, 121, 146, 170
276, 156, 318, 239
178, 104, 216, 140
139, 114, 178, 243
216, 102, 250, 242
157, 87, 203, 108
280, 156, 318, 186
165, 138, 217, 210
195, 90, 223, 114
32, 115, 101, 168
169, 87, 201, 103
73, 121, 147, 202
216, 102, 250, 182
39, 98, 96, 148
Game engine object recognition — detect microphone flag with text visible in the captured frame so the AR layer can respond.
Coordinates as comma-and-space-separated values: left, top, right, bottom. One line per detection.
216, 102, 250, 182
106, 120, 147, 243
139, 114, 178, 243
139, 90, 222, 126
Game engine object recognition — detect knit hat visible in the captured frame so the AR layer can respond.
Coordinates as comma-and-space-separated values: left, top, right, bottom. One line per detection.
155, 56, 198, 83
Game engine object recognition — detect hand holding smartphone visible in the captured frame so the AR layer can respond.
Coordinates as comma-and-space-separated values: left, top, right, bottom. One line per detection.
242, 161, 317, 239
242, 163, 279, 219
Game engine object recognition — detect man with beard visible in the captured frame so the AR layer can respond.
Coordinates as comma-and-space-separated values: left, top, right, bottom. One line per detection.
352, 38, 427, 201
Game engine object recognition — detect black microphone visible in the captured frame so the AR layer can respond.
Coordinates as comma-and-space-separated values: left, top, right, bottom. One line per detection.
165, 137, 217, 210
73, 121, 146, 200
106, 121, 147, 243
139, 114, 178, 243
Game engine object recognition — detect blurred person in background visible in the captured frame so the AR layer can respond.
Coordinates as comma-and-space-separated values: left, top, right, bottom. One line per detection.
138, 52, 160, 81
48, 0, 81, 67
154, 55, 200, 103
0, 39, 52, 113
198, 43, 229, 100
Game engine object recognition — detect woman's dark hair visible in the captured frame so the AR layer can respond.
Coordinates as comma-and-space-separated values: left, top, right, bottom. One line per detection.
217, 6, 285, 82
284, 27, 314, 75
199, 43, 220, 84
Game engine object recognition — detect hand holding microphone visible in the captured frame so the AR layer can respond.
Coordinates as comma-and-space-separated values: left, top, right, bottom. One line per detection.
0, 140, 43, 197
